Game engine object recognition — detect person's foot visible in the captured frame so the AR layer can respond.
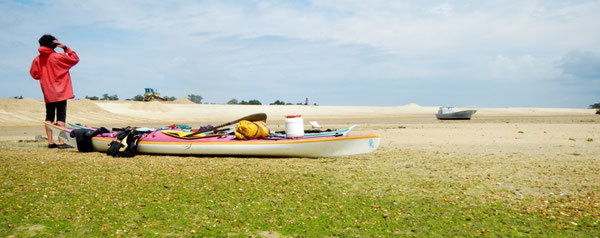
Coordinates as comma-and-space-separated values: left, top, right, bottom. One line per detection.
57, 144, 74, 149
48, 143, 58, 149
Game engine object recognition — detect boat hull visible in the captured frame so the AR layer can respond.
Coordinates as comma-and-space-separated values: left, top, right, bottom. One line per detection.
436, 110, 477, 120
46, 122, 380, 157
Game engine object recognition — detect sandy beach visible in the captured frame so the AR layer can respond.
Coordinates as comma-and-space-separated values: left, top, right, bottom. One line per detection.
1, 98, 599, 236
1, 98, 598, 158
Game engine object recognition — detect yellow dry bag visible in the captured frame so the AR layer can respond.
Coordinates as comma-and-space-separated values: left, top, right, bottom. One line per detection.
235, 120, 270, 140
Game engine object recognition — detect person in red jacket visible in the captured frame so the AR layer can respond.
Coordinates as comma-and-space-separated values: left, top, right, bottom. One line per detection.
30, 34, 80, 149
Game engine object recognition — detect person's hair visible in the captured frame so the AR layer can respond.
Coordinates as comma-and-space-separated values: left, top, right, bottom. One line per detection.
38, 34, 57, 48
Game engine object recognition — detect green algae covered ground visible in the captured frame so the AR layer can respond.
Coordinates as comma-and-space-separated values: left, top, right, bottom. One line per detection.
1, 141, 598, 237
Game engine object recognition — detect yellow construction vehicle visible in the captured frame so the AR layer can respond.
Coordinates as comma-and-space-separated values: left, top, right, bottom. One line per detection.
143, 88, 166, 101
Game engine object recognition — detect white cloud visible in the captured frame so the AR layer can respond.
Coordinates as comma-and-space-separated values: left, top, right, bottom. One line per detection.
2, 0, 599, 106
487, 54, 561, 81
12, 0, 594, 57
428, 3, 454, 17
558, 51, 600, 80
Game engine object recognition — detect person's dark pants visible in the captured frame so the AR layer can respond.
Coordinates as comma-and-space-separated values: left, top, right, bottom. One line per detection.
45, 100, 67, 122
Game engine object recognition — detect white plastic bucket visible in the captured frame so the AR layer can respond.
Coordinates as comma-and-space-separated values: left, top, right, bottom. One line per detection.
285, 115, 304, 138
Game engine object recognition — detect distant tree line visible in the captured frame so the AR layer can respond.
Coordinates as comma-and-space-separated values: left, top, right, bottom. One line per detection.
590, 103, 600, 109
83, 94, 178, 101
270, 100, 293, 105
188, 94, 203, 104
131, 95, 145, 101
269, 100, 317, 105
85, 94, 119, 101
75, 94, 315, 106
225, 99, 318, 105
12, 96, 23, 99
227, 99, 262, 105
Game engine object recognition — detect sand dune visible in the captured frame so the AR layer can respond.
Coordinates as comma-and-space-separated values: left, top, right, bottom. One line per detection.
0, 98, 596, 127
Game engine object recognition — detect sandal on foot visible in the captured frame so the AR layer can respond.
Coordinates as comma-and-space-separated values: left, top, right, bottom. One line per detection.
57, 144, 74, 149
48, 143, 58, 149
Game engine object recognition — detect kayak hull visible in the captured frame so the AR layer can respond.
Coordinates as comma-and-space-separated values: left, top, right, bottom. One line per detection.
46, 122, 380, 157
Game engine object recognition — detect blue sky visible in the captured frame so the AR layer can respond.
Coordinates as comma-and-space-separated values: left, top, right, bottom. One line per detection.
1, 0, 599, 107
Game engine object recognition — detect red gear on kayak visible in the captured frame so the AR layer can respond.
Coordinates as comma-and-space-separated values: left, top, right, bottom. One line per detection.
30, 46, 80, 103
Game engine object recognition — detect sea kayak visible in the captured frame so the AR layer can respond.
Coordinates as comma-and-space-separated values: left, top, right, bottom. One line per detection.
46, 122, 380, 157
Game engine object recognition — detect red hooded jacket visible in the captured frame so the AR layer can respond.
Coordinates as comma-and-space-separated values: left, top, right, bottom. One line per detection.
30, 46, 80, 103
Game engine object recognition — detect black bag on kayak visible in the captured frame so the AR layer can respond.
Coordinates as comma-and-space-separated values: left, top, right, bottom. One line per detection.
107, 127, 142, 157
70, 127, 110, 152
